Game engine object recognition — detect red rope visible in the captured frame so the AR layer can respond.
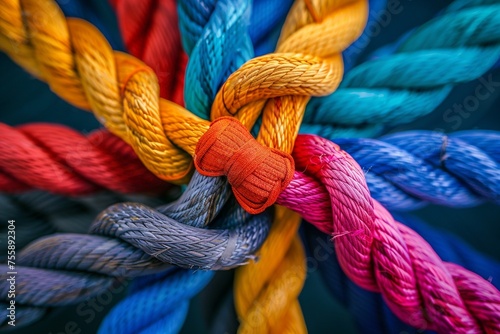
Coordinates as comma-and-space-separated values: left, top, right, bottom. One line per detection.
0, 123, 168, 195
110, 0, 186, 105
1, 0, 186, 196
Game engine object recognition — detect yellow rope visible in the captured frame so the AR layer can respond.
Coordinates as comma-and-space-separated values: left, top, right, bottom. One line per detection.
231, 0, 367, 332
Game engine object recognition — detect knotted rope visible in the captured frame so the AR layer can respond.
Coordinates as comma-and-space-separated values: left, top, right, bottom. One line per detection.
0, 173, 270, 328
304, 0, 500, 136
1, 0, 500, 332
0, 123, 168, 195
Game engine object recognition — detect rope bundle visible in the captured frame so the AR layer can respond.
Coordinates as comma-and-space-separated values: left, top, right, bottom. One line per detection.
0, 173, 270, 327
0, 0, 499, 332
303, 0, 500, 136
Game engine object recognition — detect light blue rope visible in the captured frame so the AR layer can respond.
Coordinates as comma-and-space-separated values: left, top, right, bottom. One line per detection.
179, 0, 254, 119
98, 270, 213, 334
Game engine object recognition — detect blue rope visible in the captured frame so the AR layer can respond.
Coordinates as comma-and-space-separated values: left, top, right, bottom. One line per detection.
56, 0, 124, 50
302, 213, 500, 334
328, 130, 500, 210
98, 269, 213, 334
304, 0, 500, 137
179, 0, 254, 119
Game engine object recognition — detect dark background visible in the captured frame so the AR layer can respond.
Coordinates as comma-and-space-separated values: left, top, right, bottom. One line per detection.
1, 0, 499, 333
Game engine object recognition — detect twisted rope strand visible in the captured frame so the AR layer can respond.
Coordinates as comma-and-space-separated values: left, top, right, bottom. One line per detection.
0, 175, 270, 327
301, 215, 500, 334
0, 123, 168, 195
304, 0, 500, 135
109, 0, 186, 105
277, 134, 500, 332
334, 130, 500, 210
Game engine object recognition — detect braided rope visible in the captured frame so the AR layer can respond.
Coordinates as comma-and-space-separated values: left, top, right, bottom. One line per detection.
0, 123, 168, 195
303, 0, 500, 136
2, 0, 499, 332
335, 130, 500, 210
276, 134, 500, 332
303, 214, 500, 334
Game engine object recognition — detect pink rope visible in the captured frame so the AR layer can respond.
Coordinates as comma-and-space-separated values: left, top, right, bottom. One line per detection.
277, 134, 500, 333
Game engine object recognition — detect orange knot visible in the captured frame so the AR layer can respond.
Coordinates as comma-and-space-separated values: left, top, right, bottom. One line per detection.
194, 117, 295, 214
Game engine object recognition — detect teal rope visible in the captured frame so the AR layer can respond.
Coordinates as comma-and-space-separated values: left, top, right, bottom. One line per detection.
304, 0, 500, 136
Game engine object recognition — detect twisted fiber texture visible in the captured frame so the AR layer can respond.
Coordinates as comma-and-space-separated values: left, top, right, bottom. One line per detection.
4, 0, 499, 331
98, 269, 214, 334
109, 0, 186, 105
304, 0, 500, 135
178, 0, 253, 119
302, 217, 500, 334
0, 0, 364, 186
0, 191, 166, 263
99, 195, 250, 334
101, 0, 260, 331
235, 206, 307, 334
274, 134, 500, 332
0, 0, 292, 197
0, 1, 363, 332
208, 212, 500, 334
195, 1, 366, 332
102, 0, 290, 330
0, 173, 270, 327
237, 0, 365, 331
334, 130, 500, 211
0, 123, 169, 195
0, 191, 138, 259
174, 1, 365, 332
211, 0, 368, 152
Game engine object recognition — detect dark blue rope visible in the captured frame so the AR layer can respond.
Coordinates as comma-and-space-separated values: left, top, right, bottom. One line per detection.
331, 130, 500, 210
